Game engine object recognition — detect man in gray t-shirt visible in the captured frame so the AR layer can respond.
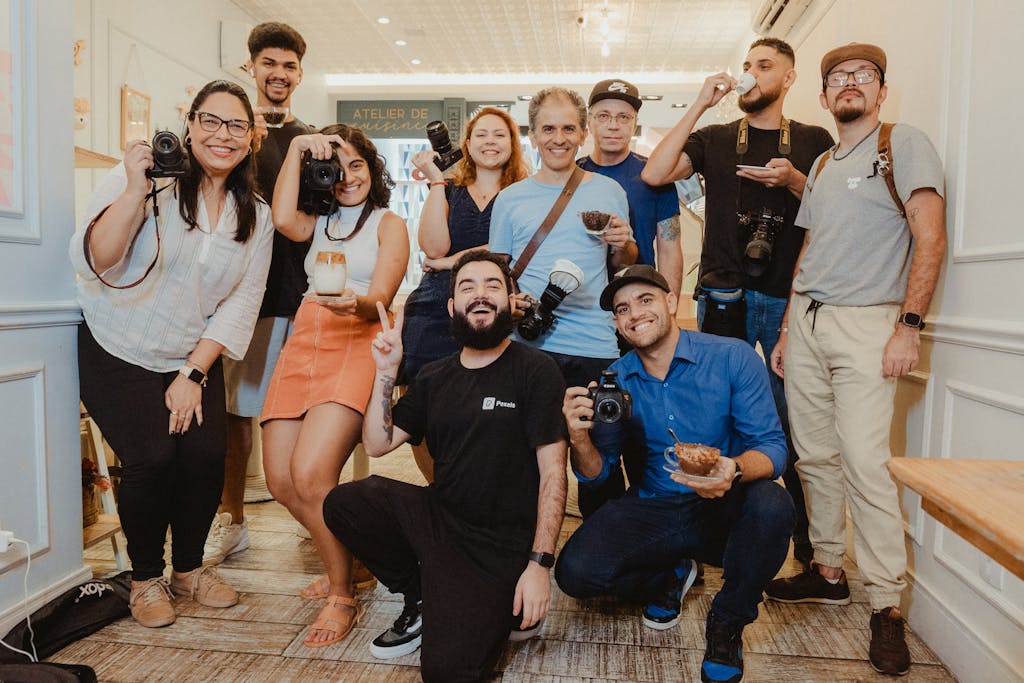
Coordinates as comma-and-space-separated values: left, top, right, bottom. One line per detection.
763, 43, 946, 678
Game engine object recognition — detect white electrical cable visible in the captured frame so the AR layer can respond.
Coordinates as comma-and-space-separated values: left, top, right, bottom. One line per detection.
0, 538, 38, 662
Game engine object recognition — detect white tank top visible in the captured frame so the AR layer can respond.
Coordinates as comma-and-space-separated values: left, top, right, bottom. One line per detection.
304, 203, 389, 296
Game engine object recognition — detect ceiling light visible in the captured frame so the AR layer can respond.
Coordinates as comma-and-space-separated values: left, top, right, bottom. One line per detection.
517, 95, 533, 101
601, 42, 610, 58
377, 17, 390, 24
599, 10, 610, 38
640, 95, 663, 101
325, 71, 711, 88
671, 103, 688, 108
410, 58, 422, 65
395, 40, 407, 46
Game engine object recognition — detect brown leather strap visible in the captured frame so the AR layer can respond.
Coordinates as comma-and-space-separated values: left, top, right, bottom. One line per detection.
84, 201, 161, 290
813, 149, 831, 184
877, 122, 905, 216
510, 165, 584, 283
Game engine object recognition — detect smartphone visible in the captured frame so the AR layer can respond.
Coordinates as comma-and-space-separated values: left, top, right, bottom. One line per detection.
736, 164, 770, 171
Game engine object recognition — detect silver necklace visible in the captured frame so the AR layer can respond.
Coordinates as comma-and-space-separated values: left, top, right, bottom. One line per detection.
832, 123, 881, 161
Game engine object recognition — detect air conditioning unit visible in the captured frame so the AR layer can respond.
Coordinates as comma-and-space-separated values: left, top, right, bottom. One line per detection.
220, 19, 255, 83
751, 0, 815, 37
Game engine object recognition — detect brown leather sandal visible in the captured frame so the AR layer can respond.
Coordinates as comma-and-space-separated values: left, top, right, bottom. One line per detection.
300, 575, 330, 600
303, 595, 364, 648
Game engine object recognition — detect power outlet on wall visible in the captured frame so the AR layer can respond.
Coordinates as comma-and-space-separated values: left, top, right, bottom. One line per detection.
0, 529, 14, 553
979, 557, 1005, 591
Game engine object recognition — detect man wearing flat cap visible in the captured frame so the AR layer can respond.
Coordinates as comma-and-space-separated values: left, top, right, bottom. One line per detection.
557, 264, 793, 683
765, 43, 946, 677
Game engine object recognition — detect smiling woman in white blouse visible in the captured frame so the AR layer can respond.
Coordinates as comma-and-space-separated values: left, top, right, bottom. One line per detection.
70, 80, 273, 630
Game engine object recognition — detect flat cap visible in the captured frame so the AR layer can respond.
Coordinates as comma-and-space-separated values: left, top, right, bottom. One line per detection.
820, 42, 887, 78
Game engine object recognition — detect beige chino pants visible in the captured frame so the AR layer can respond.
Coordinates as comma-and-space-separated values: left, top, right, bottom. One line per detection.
784, 292, 907, 609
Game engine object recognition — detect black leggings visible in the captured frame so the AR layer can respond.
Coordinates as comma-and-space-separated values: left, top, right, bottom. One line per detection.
78, 323, 226, 581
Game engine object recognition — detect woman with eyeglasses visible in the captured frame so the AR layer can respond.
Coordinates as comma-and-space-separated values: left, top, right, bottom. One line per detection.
399, 107, 529, 482
71, 80, 273, 628
260, 124, 409, 647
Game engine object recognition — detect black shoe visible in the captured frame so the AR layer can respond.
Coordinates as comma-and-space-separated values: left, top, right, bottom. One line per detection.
508, 617, 544, 642
642, 559, 699, 630
370, 597, 422, 659
701, 611, 744, 682
764, 564, 851, 605
869, 606, 911, 676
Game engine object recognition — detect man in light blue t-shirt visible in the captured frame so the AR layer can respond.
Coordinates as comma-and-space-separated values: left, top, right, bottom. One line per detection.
490, 87, 637, 516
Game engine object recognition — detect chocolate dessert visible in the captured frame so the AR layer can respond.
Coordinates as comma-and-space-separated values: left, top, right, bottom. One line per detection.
674, 442, 720, 476
580, 210, 612, 234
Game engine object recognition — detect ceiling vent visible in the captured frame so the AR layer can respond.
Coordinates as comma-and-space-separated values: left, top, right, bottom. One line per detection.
751, 0, 815, 37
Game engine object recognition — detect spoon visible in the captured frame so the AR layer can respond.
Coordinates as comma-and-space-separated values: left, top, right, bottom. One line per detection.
668, 428, 682, 445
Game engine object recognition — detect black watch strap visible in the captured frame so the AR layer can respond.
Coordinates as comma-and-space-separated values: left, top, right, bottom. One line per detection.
898, 312, 925, 330
528, 551, 555, 568
731, 461, 744, 486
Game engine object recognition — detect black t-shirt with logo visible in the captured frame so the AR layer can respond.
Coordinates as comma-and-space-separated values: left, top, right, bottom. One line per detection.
256, 118, 313, 319
393, 342, 567, 552
683, 119, 834, 298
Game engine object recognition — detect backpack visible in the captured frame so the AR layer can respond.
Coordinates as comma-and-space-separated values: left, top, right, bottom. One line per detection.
812, 122, 904, 216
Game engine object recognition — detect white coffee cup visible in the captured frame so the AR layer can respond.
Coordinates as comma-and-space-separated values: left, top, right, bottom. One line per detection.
313, 251, 347, 295
735, 72, 757, 95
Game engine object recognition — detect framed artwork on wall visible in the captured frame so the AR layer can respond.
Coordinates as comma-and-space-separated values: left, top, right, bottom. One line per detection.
120, 85, 150, 150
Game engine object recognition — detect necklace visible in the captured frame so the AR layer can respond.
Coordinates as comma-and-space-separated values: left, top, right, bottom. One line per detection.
832, 123, 881, 161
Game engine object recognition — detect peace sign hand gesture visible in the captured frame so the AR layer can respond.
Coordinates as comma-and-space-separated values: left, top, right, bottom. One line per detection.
371, 301, 405, 373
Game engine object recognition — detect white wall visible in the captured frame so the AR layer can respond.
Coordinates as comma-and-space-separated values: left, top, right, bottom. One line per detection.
785, 1, 1024, 681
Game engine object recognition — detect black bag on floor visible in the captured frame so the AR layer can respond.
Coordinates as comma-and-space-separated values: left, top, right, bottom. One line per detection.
0, 663, 97, 682
0, 572, 131, 664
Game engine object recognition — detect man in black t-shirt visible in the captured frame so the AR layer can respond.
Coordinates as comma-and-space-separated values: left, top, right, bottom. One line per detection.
323, 251, 567, 682
644, 38, 834, 569
205, 22, 313, 566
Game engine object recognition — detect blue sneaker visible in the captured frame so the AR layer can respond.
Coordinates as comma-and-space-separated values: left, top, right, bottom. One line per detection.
701, 611, 744, 682
642, 558, 699, 630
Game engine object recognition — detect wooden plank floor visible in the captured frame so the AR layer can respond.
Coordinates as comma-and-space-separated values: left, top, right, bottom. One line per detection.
53, 446, 957, 682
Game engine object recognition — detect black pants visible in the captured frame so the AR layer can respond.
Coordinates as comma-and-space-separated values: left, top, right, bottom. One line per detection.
78, 323, 226, 581
323, 476, 524, 683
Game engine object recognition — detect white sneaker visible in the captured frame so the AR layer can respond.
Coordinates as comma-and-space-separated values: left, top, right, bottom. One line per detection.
203, 512, 250, 565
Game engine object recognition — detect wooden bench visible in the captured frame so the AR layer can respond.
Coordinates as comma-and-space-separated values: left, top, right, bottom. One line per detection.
887, 458, 1024, 581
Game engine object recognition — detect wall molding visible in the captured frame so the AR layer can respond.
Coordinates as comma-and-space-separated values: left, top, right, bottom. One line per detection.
924, 316, 1024, 356
0, 302, 82, 330
953, 243, 1024, 263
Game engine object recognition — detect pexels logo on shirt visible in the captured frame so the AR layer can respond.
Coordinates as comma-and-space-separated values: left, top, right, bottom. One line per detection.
481, 397, 516, 410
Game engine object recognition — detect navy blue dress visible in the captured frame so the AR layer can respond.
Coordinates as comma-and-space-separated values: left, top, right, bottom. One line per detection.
399, 184, 494, 384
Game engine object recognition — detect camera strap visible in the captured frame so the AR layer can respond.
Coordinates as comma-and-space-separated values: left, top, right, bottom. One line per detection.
510, 165, 584, 284
735, 117, 791, 156
84, 183, 171, 289
811, 122, 904, 216
324, 201, 373, 242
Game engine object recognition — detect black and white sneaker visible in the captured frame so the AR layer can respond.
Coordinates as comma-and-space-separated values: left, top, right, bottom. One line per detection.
508, 617, 544, 642
370, 598, 422, 659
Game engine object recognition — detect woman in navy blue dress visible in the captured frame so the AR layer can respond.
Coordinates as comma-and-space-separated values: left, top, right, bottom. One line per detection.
400, 107, 528, 480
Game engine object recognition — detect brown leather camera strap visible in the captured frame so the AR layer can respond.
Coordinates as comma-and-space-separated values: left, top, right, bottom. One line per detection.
84, 193, 161, 290
510, 165, 584, 283
812, 122, 904, 216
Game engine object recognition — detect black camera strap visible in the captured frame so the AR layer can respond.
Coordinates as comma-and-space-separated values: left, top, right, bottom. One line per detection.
323, 201, 374, 242
735, 117, 791, 237
510, 165, 584, 285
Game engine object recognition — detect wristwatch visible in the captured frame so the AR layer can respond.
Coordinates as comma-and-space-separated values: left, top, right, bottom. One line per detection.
898, 312, 926, 330
178, 365, 208, 387
731, 461, 744, 486
528, 551, 556, 568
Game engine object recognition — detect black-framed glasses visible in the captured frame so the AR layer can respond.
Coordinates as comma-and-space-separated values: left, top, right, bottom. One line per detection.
191, 111, 252, 137
824, 68, 880, 88
591, 112, 636, 125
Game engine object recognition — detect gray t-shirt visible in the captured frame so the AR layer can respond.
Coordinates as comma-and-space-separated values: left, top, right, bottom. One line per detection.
793, 123, 944, 306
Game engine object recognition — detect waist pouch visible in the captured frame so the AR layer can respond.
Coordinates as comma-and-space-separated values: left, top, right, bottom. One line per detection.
701, 287, 747, 340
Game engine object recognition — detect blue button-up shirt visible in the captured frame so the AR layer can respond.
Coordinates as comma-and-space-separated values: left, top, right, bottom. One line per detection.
577, 329, 787, 498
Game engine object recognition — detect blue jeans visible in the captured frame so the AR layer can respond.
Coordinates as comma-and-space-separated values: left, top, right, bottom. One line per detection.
555, 480, 794, 626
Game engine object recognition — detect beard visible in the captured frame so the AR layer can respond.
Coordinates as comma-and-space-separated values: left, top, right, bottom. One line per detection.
831, 89, 870, 123
738, 81, 781, 114
451, 304, 514, 350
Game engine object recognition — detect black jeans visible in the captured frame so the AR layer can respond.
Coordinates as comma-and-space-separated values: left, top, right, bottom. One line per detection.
78, 323, 226, 580
555, 480, 794, 626
323, 476, 525, 683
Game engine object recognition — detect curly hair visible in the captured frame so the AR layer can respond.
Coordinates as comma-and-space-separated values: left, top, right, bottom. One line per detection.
450, 107, 528, 190
318, 123, 394, 209
248, 22, 306, 61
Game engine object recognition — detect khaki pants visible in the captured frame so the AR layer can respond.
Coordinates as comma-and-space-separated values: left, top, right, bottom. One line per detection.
784, 293, 907, 609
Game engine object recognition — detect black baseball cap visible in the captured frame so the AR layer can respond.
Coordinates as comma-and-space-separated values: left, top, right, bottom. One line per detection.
588, 79, 642, 111
600, 265, 670, 310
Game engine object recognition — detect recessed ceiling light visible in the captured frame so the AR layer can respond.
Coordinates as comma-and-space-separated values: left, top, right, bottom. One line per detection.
600, 42, 610, 58
411, 58, 422, 65
640, 95, 663, 101
517, 95, 533, 101
377, 17, 390, 24
395, 39, 407, 46
671, 103, 688, 108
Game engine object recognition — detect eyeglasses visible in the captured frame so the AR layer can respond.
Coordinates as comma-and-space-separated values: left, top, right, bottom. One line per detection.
191, 111, 253, 137
591, 112, 636, 126
824, 68, 880, 88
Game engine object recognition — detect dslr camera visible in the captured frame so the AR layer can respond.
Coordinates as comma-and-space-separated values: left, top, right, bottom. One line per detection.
298, 149, 342, 215
585, 371, 632, 424
425, 120, 464, 171
737, 207, 785, 277
146, 131, 188, 179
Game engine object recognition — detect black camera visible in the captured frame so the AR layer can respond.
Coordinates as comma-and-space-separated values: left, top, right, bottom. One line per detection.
298, 150, 342, 215
146, 131, 188, 179
425, 120, 464, 171
585, 371, 632, 424
516, 259, 583, 340
738, 207, 785, 277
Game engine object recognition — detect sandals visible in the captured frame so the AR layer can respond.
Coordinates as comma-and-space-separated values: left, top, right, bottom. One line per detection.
300, 562, 378, 599
303, 594, 364, 648
300, 575, 331, 600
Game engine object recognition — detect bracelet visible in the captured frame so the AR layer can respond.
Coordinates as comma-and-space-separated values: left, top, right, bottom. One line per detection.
428, 180, 447, 188
778, 326, 789, 333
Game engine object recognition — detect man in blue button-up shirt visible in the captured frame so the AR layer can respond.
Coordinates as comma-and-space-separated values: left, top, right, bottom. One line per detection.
555, 265, 794, 683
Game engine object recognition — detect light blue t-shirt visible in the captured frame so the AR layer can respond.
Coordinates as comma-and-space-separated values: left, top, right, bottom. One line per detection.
490, 174, 630, 359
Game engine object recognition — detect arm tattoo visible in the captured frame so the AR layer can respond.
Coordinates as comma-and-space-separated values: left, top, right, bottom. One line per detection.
658, 215, 681, 241
907, 207, 920, 223
380, 374, 396, 440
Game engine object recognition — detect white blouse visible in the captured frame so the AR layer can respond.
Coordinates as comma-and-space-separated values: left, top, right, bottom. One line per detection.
70, 163, 274, 373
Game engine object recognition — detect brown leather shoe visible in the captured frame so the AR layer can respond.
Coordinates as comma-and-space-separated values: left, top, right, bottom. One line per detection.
171, 566, 239, 608
129, 577, 176, 628
869, 606, 911, 676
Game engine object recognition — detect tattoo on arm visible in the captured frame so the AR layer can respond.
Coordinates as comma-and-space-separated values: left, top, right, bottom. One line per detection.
658, 215, 681, 241
380, 374, 395, 441
907, 207, 920, 222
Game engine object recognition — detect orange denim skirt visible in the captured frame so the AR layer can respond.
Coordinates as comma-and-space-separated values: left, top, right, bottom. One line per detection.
260, 299, 380, 422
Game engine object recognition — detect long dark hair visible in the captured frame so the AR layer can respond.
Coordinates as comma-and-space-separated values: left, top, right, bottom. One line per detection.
318, 123, 394, 209
179, 80, 259, 243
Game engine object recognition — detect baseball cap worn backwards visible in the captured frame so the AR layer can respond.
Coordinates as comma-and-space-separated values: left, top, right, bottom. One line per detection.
589, 79, 642, 111
820, 42, 887, 78
600, 265, 670, 311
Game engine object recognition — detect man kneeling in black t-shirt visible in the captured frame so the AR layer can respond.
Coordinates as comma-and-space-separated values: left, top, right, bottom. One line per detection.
322, 250, 568, 682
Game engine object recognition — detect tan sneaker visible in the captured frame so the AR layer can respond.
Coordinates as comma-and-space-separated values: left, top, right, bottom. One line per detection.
129, 576, 176, 628
171, 566, 239, 608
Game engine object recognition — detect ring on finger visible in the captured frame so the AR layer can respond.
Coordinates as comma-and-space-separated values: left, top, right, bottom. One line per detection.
171, 410, 179, 415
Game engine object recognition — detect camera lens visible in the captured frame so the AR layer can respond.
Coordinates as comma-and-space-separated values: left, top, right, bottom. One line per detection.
595, 398, 622, 423
426, 120, 454, 156
151, 131, 184, 167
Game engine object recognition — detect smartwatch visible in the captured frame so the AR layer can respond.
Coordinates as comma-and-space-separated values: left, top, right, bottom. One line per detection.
898, 312, 925, 330
528, 551, 555, 568
731, 461, 744, 486
179, 365, 208, 387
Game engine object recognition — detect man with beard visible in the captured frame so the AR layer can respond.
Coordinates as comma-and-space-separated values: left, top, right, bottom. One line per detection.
765, 44, 946, 677
206, 22, 313, 565
322, 250, 567, 682
557, 265, 792, 683
643, 38, 833, 569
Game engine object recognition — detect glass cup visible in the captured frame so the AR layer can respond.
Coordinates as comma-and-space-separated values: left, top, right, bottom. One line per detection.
256, 105, 289, 128
313, 251, 347, 295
